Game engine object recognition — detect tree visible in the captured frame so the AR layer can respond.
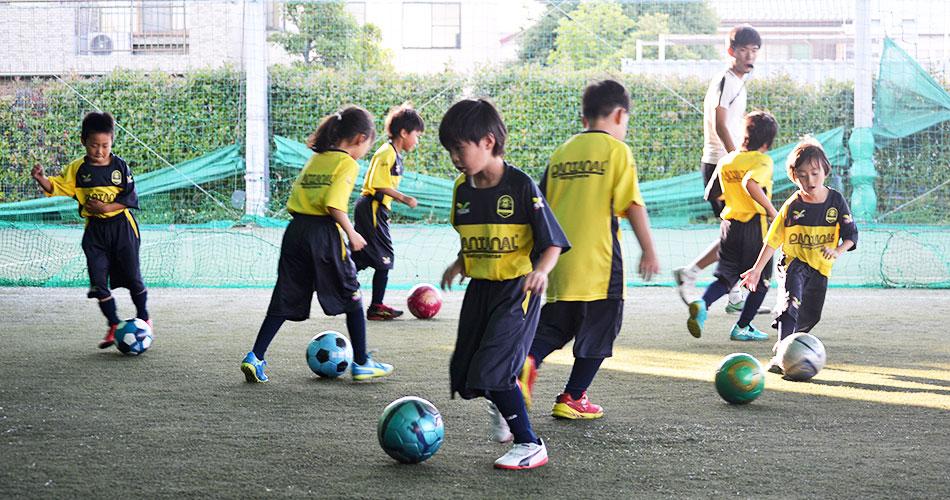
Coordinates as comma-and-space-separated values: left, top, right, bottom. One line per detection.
517, 0, 579, 65
546, 1, 634, 71
269, 1, 391, 70
622, 0, 719, 59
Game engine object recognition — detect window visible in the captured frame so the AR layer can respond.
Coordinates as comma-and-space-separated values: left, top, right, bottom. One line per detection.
267, 1, 286, 31
76, 1, 188, 56
402, 2, 460, 49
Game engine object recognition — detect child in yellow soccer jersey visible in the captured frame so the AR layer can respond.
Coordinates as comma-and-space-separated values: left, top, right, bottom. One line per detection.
687, 111, 779, 341
439, 98, 570, 470
353, 104, 424, 320
518, 80, 659, 420
741, 138, 858, 373
31, 111, 150, 350
242, 106, 393, 383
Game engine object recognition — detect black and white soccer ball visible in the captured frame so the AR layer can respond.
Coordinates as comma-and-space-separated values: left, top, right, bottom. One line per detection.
780, 333, 826, 381
114, 318, 153, 356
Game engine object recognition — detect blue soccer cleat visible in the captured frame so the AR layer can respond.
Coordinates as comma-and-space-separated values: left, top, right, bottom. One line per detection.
241, 351, 269, 383
687, 300, 707, 338
730, 323, 769, 341
352, 353, 394, 381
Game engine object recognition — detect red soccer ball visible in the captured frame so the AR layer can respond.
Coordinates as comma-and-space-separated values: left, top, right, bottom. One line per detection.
407, 283, 442, 319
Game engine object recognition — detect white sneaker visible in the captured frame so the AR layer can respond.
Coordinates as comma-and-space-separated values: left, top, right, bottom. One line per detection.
493, 439, 548, 470
672, 267, 699, 305
767, 355, 784, 375
488, 401, 513, 443
725, 283, 747, 314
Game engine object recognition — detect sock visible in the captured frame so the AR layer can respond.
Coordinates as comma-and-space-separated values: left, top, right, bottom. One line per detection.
98, 296, 120, 326
252, 315, 285, 360
486, 388, 539, 445
701, 278, 731, 307
347, 308, 368, 365
737, 286, 768, 328
371, 269, 389, 306
131, 290, 149, 321
528, 338, 560, 368
564, 357, 605, 400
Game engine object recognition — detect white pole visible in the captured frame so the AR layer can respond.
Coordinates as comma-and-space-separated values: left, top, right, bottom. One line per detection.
849, 0, 877, 221
243, 0, 269, 217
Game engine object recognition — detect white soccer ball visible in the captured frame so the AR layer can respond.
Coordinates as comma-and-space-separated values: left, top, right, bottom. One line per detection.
779, 333, 826, 381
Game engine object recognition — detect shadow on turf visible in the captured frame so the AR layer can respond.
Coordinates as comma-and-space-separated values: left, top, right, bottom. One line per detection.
801, 377, 950, 393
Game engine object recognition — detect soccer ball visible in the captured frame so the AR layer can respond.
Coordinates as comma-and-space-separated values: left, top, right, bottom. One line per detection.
306, 331, 353, 378
114, 318, 153, 356
378, 396, 444, 464
407, 283, 442, 319
714, 353, 765, 404
780, 333, 827, 381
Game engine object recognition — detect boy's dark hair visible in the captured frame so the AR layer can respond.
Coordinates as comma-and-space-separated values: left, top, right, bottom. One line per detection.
438, 98, 507, 156
307, 105, 376, 153
786, 136, 832, 180
729, 24, 761, 49
743, 111, 778, 151
582, 79, 630, 120
385, 103, 425, 139
81, 112, 115, 143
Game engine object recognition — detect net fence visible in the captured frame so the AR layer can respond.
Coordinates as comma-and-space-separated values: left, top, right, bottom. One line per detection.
1, 0, 948, 289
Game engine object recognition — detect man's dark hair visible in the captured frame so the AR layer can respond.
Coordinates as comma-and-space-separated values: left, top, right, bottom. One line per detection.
743, 111, 778, 151
582, 79, 630, 120
730, 24, 762, 49
81, 112, 115, 143
385, 104, 425, 139
438, 98, 507, 156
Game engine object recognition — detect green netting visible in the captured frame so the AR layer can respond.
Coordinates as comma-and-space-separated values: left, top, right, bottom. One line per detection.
0, 1, 948, 290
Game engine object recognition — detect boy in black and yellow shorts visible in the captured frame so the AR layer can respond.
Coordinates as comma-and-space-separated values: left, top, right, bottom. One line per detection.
519, 80, 660, 420
31, 112, 150, 349
687, 111, 778, 341
741, 138, 858, 372
439, 98, 569, 470
353, 104, 424, 320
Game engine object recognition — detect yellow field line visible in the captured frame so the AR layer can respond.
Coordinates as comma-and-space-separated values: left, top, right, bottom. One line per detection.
541, 348, 950, 411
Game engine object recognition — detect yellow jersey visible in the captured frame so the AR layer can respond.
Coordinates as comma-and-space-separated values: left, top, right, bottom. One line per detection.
541, 131, 644, 302
46, 154, 139, 221
286, 150, 359, 216
360, 142, 403, 210
717, 150, 773, 222
766, 189, 859, 277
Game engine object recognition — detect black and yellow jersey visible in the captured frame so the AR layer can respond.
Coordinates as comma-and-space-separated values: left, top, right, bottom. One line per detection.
540, 131, 644, 302
46, 154, 139, 220
450, 163, 570, 281
718, 150, 773, 222
766, 189, 858, 277
287, 150, 359, 216
360, 142, 403, 210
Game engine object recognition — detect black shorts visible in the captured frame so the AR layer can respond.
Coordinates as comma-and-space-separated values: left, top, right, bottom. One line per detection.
534, 299, 624, 358
82, 212, 145, 299
450, 277, 542, 399
352, 195, 394, 271
772, 258, 828, 336
702, 161, 724, 218
266, 214, 362, 321
714, 215, 772, 288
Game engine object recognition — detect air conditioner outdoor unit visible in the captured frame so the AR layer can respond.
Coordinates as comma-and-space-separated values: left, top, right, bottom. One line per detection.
87, 32, 132, 55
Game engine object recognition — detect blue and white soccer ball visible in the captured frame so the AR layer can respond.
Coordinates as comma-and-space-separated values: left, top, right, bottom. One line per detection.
378, 396, 445, 464
306, 331, 353, 378
114, 318, 153, 356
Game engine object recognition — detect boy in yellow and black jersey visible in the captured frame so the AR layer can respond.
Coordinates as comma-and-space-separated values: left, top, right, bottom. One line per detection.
353, 104, 424, 320
519, 80, 659, 421
741, 138, 857, 372
439, 98, 569, 471
31, 112, 149, 349
687, 111, 778, 342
